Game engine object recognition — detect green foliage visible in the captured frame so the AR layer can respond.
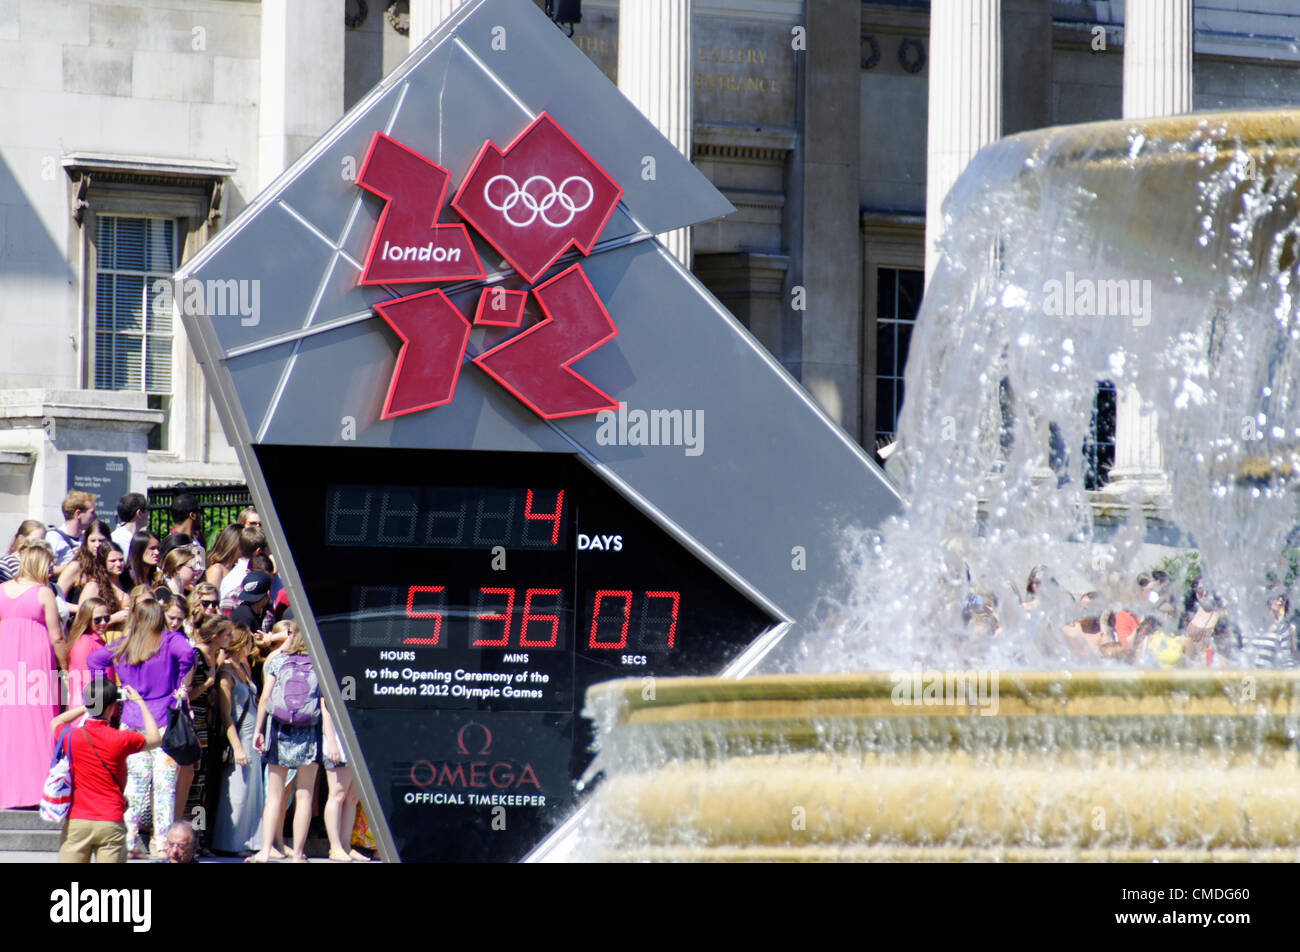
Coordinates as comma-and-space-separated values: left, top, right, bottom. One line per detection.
1153, 550, 1201, 604
1153, 546, 1300, 604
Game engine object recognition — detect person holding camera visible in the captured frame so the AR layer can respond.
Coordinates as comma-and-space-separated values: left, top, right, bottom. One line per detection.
50, 680, 161, 863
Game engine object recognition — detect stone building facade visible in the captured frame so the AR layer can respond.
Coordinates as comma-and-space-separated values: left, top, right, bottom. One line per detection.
1, 0, 1299, 528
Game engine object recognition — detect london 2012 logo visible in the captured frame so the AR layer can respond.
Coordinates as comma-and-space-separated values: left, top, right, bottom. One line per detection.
355, 114, 624, 420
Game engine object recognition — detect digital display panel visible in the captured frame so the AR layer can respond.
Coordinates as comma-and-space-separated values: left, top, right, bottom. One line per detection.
255, 445, 776, 861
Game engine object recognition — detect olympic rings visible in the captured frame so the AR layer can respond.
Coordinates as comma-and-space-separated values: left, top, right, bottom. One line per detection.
483, 174, 594, 228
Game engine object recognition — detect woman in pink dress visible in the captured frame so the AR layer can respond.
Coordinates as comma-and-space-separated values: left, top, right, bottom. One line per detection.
0, 541, 68, 808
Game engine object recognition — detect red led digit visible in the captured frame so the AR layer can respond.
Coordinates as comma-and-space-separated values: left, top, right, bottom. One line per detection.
402, 585, 444, 645
643, 590, 680, 649
588, 589, 632, 650
524, 489, 565, 545
472, 587, 515, 647
520, 588, 562, 648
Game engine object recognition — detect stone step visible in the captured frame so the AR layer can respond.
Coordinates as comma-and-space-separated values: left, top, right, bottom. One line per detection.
0, 811, 334, 854
0, 809, 50, 831
0, 827, 61, 852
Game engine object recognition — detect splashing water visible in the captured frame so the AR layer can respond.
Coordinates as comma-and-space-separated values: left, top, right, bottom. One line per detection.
796, 111, 1300, 673
565, 112, 1300, 862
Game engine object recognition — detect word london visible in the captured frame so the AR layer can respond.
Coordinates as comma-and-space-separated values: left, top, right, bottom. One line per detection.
380, 240, 464, 263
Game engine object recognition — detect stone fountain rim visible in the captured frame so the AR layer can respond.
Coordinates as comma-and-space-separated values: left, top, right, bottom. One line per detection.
1003, 107, 1300, 165
586, 669, 1300, 726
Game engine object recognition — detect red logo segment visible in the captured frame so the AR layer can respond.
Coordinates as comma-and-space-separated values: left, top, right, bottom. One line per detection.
374, 289, 473, 419
473, 263, 618, 419
357, 132, 484, 285
472, 287, 528, 328
452, 114, 622, 283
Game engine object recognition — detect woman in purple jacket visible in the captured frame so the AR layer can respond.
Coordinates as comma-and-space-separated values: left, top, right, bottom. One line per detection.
89, 597, 194, 858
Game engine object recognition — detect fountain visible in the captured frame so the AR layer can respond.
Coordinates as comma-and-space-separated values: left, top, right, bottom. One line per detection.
573, 110, 1300, 861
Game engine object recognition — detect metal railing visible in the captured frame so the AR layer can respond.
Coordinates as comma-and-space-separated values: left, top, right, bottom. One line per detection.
146, 484, 253, 549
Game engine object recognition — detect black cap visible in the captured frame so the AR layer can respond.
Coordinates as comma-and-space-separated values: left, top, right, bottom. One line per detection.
239, 571, 273, 602
84, 677, 120, 716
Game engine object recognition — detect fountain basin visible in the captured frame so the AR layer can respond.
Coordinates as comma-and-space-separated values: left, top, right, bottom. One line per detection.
581, 672, 1300, 861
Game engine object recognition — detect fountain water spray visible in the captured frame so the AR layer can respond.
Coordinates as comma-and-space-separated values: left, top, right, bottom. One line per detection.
573, 111, 1300, 861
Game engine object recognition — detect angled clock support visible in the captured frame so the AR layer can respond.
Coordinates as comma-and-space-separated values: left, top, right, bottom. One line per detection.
177, 0, 900, 862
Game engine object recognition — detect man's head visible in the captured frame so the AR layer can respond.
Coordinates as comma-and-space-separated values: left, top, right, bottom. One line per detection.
237, 527, 267, 560
116, 492, 148, 529
62, 491, 97, 532
239, 570, 273, 611
163, 821, 197, 863
171, 493, 201, 535
83, 677, 120, 720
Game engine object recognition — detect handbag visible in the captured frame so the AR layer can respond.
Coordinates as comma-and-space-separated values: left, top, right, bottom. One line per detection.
39, 725, 75, 824
162, 700, 201, 766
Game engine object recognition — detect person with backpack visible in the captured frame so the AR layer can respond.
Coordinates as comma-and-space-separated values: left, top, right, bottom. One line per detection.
249, 621, 320, 863
49, 679, 162, 863
45, 491, 98, 570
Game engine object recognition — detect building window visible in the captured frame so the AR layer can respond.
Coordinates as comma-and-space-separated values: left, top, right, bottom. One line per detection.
65, 152, 234, 461
1083, 379, 1117, 490
874, 266, 923, 447
93, 215, 177, 451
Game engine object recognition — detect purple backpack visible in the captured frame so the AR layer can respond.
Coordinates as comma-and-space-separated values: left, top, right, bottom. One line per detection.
270, 654, 319, 727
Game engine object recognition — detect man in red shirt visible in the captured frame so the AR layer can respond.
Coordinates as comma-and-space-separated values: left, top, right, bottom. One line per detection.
49, 680, 162, 863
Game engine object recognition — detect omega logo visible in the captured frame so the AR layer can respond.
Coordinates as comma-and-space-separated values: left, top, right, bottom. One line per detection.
408, 720, 541, 791
456, 721, 493, 755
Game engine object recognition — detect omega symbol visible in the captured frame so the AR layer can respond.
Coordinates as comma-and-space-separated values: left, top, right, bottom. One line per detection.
456, 721, 493, 755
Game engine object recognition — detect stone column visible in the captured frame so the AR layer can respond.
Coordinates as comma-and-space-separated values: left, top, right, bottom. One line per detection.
1107, 385, 1166, 493
788, 0, 862, 438
619, 0, 692, 267
1110, 1, 1190, 493
1122, 0, 1193, 120
925, 0, 1001, 283
1001, 0, 1052, 137
258, 0, 345, 190
410, 0, 463, 50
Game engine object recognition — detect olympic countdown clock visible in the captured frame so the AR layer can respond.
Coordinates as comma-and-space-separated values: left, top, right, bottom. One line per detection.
177, 0, 900, 862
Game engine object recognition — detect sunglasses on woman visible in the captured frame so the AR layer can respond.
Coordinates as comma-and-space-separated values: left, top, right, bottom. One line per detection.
92, 615, 111, 625
200, 599, 219, 609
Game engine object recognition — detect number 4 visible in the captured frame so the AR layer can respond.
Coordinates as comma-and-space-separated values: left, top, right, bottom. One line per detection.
524, 489, 564, 545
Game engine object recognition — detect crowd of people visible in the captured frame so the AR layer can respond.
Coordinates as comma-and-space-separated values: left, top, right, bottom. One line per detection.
0, 490, 370, 863
960, 565, 1298, 669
